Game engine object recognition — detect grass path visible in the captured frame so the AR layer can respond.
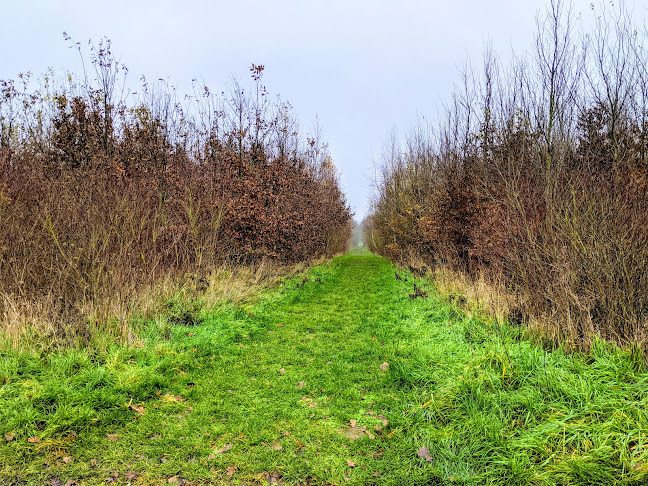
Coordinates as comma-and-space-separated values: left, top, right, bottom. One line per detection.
1, 249, 648, 485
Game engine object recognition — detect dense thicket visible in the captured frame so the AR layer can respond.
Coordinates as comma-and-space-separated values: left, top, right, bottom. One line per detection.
367, 1, 648, 351
0, 41, 350, 341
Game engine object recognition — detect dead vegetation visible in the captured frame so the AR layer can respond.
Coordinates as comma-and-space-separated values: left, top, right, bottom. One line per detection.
0, 39, 351, 348
367, 0, 648, 353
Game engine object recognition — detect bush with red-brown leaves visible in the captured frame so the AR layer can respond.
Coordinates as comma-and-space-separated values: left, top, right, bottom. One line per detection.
0, 43, 351, 342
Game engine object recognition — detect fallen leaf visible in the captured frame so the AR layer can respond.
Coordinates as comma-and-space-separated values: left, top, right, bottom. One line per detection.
279, 368, 286, 374
162, 394, 184, 402
104, 471, 119, 483
346, 459, 357, 468
106, 433, 119, 441
338, 424, 374, 440
208, 454, 216, 460
5, 432, 14, 441
272, 444, 283, 451
62, 456, 72, 464
27, 436, 39, 443
167, 476, 185, 485
379, 362, 389, 371
125, 472, 139, 481
297, 381, 305, 387
213, 443, 232, 454
417, 447, 433, 462
125, 400, 146, 415
226, 465, 237, 476
382, 419, 388, 427
264, 472, 280, 484
372, 449, 384, 458
135, 454, 146, 460
350, 419, 357, 427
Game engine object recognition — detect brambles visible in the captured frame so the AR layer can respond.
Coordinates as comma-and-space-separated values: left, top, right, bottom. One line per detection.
367, 0, 648, 352
0, 39, 351, 347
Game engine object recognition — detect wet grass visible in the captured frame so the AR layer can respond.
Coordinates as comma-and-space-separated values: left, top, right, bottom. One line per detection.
1, 248, 647, 485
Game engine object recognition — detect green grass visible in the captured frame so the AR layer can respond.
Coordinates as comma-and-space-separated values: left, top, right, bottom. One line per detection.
1, 248, 648, 485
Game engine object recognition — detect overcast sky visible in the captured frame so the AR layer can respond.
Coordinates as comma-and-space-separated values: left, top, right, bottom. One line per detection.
2, 0, 646, 219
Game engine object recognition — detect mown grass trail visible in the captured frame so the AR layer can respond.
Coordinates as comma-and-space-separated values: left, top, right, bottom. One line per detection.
1, 249, 647, 485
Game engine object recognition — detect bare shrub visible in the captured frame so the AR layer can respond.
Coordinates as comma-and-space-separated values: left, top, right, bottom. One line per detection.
0, 41, 351, 347
368, 0, 648, 352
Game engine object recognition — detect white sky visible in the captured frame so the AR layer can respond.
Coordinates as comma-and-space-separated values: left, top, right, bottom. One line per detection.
2, 0, 646, 219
